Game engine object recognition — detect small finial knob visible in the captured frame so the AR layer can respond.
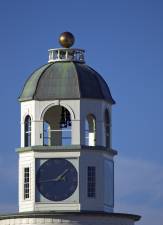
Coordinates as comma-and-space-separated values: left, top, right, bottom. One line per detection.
59, 32, 75, 48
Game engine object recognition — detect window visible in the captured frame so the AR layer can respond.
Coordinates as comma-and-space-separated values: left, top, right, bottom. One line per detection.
24, 167, 30, 199
25, 115, 31, 147
85, 114, 96, 146
87, 166, 96, 198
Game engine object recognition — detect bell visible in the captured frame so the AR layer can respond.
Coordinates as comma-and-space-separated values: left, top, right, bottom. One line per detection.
66, 111, 71, 127
60, 107, 71, 128
60, 107, 66, 128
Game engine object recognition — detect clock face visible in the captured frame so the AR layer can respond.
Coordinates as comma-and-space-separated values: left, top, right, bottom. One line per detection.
36, 159, 78, 201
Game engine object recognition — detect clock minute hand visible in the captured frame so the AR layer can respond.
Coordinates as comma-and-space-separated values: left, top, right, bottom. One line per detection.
38, 169, 69, 183
54, 168, 69, 181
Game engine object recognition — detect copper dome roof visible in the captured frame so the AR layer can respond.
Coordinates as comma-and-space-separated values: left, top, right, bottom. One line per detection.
19, 62, 115, 104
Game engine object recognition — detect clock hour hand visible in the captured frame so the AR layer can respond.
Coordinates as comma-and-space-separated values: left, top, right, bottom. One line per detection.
38, 178, 56, 183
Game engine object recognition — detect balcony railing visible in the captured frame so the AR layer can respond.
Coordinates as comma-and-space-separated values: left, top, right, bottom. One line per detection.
48, 48, 85, 63
43, 129, 71, 146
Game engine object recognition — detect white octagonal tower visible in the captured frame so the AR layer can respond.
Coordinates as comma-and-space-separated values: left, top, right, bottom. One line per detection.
0, 32, 140, 225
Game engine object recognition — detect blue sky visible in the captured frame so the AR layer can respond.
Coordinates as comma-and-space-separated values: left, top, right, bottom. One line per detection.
0, 0, 163, 224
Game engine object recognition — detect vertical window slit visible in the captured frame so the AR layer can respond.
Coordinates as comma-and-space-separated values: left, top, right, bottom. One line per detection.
25, 115, 31, 147
24, 167, 30, 199
87, 166, 96, 198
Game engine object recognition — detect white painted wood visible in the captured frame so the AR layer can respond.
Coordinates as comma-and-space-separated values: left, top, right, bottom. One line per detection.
19, 97, 114, 213
48, 48, 85, 63
0, 214, 136, 225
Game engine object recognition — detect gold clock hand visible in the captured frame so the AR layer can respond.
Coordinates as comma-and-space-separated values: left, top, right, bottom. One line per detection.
38, 169, 69, 183
54, 168, 69, 181
39, 178, 55, 183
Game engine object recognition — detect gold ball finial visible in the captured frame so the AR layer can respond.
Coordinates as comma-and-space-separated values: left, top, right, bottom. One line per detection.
59, 32, 75, 48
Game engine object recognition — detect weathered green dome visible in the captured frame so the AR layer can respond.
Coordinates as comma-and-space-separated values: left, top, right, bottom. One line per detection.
19, 62, 115, 104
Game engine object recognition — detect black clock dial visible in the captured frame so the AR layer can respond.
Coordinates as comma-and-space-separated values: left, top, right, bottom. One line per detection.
36, 158, 78, 201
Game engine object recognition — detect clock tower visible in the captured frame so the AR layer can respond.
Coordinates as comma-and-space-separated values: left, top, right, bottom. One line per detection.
18, 31, 116, 213
0, 32, 140, 225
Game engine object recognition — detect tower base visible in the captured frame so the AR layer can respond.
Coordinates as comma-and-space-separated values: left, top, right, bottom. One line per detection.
0, 211, 140, 225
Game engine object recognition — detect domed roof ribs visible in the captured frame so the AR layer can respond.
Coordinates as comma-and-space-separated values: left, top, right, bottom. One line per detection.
87, 66, 116, 104
74, 63, 103, 99
72, 63, 81, 98
19, 62, 115, 103
74, 63, 115, 104
18, 63, 51, 102
87, 66, 106, 99
33, 63, 54, 100
34, 62, 80, 100
73, 64, 83, 99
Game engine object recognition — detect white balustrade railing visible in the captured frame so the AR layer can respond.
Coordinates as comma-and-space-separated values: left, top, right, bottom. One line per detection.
48, 48, 85, 63
43, 129, 72, 146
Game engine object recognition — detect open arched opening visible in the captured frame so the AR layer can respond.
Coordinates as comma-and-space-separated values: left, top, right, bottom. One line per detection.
85, 114, 96, 146
43, 105, 72, 146
104, 109, 111, 148
24, 115, 31, 147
